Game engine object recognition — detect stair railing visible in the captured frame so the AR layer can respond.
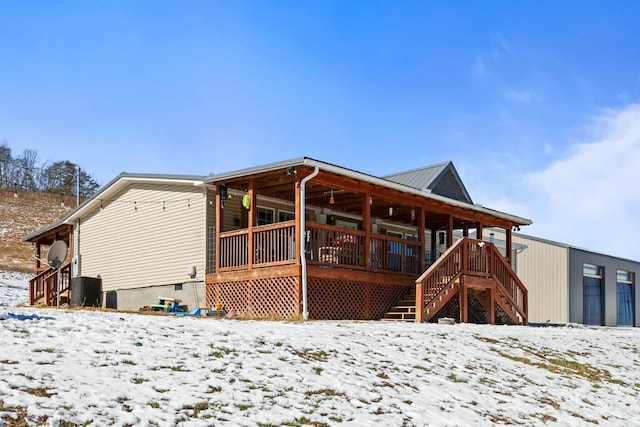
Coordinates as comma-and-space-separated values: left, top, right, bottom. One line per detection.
28, 263, 72, 306
488, 244, 528, 325
415, 237, 528, 324
415, 238, 466, 322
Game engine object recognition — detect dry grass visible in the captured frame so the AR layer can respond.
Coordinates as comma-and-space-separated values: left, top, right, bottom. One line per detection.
0, 188, 72, 272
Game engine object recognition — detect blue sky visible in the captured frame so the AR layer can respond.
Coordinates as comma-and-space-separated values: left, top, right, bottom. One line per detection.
2, 1, 640, 260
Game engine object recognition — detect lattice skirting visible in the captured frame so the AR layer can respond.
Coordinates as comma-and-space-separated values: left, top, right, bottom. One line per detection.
206, 276, 300, 318
307, 278, 409, 320
430, 294, 516, 325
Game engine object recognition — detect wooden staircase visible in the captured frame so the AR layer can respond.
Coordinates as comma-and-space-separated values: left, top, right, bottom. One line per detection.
419, 238, 527, 325
381, 288, 417, 322
381, 238, 528, 325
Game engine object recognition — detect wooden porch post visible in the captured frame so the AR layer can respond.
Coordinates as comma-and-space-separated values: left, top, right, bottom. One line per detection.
67, 226, 73, 268
363, 193, 371, 271
506, 227, 513, 266
462, 225, 468, 238
247, 179, 256, 270
35, 239, 42, 271
430, 228, 437, 265
418, 207, 425, 271
215, 184, 223, 271
477, 222, 483, 241
446, 214, 453, 248
294, 179, 302, 265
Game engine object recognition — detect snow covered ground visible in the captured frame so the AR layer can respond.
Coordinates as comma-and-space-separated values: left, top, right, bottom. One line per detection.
0, 270, 30, 308
2, 271, 640, 426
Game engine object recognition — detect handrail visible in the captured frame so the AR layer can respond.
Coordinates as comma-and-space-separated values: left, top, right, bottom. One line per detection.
415, 238, 466, 322
489, 244, 528, 324
415, 237, 466, 283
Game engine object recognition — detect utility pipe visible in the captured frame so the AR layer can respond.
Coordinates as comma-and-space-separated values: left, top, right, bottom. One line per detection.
300, 166, 319, 321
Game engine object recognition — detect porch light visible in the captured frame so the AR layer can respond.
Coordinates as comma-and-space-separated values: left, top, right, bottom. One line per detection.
329, 189, 335, 205
61, 193, 65, 207
388, 206, 393, 216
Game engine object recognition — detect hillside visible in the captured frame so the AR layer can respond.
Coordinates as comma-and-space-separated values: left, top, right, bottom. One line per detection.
0, 189, 72, 272
1, 292, 640, 426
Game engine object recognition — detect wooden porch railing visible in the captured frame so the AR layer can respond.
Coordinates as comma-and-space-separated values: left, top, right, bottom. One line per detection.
306, 223, 366, 269
28, 263, 71, 306
305, 223, 422, 275
415, 238, 528, 324
218, 220, 423, 275
370, 233, 421, 274
219, 221, 296, 271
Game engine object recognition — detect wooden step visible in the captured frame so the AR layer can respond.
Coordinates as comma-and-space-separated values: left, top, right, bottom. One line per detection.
382, 312, 416, 321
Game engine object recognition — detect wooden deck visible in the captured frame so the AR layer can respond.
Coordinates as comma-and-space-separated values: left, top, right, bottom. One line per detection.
208, 219, 527, 323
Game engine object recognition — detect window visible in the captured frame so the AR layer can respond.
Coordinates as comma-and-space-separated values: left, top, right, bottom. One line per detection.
583, 263, 603, 326
617, 270, 634, 326
279, 210, 295, 222
257, 207, 274, 226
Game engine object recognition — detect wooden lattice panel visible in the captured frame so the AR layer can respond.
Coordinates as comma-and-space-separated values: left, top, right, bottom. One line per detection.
308, 278, 408, 320
370, 284, 411, 319
432, 296, 460, 323
206, 276, 299, 318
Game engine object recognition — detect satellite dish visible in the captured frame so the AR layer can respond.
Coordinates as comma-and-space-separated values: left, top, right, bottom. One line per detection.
47, 241, 68, 269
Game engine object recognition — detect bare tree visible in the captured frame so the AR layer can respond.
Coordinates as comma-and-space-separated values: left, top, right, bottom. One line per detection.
0, 139, 12, 188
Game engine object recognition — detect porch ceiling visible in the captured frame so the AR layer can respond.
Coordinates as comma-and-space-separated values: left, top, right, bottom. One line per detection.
214, 165, 520, 230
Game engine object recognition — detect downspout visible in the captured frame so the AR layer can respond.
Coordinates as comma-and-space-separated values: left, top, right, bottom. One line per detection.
300, 166, 319, 321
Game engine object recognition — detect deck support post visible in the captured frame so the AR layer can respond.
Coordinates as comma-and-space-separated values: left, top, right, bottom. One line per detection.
460, 278, 468, 323
487, 287, 495, 325
415, 281, 424, 323
477, 222, 483, 241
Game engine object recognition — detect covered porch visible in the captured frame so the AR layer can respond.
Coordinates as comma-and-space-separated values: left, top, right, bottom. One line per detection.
24, 223, 74, 306
205, 158, 528, 322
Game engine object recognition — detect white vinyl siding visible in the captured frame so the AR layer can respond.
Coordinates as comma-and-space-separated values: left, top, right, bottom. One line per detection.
79, 183, 206, 293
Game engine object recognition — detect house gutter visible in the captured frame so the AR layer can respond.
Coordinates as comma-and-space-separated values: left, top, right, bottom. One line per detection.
300, 166, 320, 321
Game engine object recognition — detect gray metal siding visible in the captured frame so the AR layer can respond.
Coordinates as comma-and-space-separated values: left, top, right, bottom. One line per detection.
431, 169, 468, 202
568, 249, 640, 326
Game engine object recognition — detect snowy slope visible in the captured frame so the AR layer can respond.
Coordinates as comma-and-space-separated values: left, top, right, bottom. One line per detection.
1, 274, 640, 426
0, 270, 30, 308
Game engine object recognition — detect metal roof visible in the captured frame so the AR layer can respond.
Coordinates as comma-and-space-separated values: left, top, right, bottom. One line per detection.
383, 161, 473, 204
383, 161, 450, 191
24, 158, 532, 242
